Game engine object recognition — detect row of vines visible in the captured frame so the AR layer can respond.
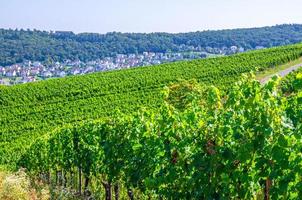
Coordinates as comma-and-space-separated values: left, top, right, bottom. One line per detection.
1, 43, 302, 166
19, 72, 302, 199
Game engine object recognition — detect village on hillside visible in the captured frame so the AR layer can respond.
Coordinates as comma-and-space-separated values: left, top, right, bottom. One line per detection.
0, 45, 261, 85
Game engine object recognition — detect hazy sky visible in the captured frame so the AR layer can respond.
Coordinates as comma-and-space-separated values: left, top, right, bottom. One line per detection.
1, 0, 302, 33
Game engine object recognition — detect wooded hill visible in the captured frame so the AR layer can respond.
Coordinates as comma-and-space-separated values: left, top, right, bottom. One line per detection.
1, 24, 302, 65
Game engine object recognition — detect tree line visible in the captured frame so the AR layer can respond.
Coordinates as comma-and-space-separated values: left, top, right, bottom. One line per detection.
1, 24, 302, 65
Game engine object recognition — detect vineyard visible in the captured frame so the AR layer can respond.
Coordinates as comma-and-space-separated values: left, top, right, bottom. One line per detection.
18, 71, 302, 199
1, 43, 302, 168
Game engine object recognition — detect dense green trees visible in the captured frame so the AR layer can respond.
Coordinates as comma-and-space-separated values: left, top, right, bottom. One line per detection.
19, 71, 302, 199
1, 24, 302, 65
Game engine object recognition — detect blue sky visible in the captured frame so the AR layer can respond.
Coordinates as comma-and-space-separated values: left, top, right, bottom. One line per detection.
1, 0, 302, 33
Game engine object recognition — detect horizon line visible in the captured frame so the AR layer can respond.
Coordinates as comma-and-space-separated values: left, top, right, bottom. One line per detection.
1, 23, 301, 35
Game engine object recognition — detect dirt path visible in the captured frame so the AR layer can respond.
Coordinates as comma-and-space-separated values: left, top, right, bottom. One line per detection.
260, 63, 302, 84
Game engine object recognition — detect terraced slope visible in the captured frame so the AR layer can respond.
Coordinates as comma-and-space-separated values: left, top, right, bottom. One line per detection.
1, 43, 302, 166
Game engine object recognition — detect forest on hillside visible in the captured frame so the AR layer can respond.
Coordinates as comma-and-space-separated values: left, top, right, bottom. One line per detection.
1, 24, 302, 65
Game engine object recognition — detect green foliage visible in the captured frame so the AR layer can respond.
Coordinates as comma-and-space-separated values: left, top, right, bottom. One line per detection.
280, 68, 302, 94
1, 43, 302, 166
1, 24, 302, 65
19, 74, 302, 199
163, 79, 203, 111
280, 68, 302, 127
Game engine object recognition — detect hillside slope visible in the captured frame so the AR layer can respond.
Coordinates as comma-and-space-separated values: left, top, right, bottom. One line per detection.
1, 43, 302, 166
1, 24, 302, 65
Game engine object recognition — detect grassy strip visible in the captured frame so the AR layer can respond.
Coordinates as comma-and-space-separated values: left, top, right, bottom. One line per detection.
256, 57, 302, 80
0, 170, 50, 199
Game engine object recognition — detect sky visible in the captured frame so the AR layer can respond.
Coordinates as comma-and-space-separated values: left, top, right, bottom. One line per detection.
1, 0, 302, 33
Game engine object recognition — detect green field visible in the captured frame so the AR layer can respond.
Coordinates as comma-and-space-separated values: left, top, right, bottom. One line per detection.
18, 68, 302, 199
256, 56, 302, 80
1, 43, 302, 166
